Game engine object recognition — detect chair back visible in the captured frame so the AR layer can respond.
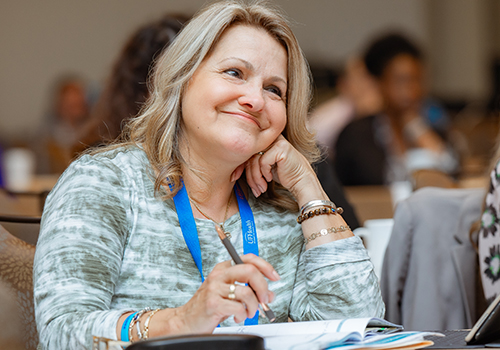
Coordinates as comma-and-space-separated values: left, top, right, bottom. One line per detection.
0, 188, 43, 245
381, 187, 484, 330
0, 224, 38, 350
411, 169, 457, 190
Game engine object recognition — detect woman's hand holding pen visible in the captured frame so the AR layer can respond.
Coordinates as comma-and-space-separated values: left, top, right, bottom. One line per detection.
148, 254, 279, 336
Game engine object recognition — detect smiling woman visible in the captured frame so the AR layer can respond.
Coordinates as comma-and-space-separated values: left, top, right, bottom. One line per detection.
33, 1, 385, 349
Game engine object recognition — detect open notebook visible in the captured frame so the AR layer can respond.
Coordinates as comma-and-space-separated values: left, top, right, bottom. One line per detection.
213, 317, 439, 350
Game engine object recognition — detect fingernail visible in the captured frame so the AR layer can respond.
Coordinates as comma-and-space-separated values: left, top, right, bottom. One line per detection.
272, 270, 280, 280
268, 291, 275, 303
230, 172, 236, 182
252, 188, 260, 198
262, 294, 269, 304
258, 185, 266, 194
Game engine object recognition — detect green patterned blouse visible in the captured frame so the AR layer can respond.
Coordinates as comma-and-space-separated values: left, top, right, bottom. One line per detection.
33, 146, 384, 349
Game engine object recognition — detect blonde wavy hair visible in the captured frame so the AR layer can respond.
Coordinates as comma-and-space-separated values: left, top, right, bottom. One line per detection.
110, 0, 319, 211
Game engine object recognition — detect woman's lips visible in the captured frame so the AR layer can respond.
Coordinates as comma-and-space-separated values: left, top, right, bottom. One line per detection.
223, 110, 261, 129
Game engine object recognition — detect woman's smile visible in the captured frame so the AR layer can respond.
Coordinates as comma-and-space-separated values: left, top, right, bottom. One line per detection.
220, 109, 262, 129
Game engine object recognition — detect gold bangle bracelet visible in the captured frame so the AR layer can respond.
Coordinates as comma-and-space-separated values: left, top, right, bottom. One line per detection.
142, 308, 161, 340
304, 224, 351, 245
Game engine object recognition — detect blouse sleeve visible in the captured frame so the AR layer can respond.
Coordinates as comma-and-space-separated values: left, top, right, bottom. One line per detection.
33, 154, 136, 349
289, 236, 385, 321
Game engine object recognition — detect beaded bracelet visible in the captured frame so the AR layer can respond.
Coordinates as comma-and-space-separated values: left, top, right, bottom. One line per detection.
304, 224, 351, 245
297, 206, 343, 224
121, 312, 137, 342
143, 308, 161, 340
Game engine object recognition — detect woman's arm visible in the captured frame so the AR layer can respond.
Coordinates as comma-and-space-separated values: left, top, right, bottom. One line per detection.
34, 155, 135, 349
245, 135, 385, 319
288, 237, 385, 321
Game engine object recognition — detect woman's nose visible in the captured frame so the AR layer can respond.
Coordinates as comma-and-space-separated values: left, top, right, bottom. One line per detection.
237, 83, 265, 112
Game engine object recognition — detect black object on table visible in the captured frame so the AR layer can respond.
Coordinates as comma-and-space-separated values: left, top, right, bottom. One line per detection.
126, 334, 264, 350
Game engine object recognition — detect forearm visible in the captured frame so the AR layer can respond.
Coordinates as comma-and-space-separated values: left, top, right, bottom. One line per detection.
37, 308, 130, 349
290, 238, 385, 321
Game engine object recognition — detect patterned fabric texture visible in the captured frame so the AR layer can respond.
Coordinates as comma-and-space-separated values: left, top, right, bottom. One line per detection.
33, 145, 385, 350
0, 224, 38, 350
479, 160, 500, 304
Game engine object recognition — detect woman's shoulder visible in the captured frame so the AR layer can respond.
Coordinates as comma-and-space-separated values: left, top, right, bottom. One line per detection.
80, 144, 147, 165
54, 144, 151, 190
69, 144, 149, 177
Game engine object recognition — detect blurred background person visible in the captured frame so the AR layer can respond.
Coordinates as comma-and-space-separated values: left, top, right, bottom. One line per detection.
309, 57, 383, 156
333, 32, 458, 186
34, 75, 92, 174
75, 14, 187, 152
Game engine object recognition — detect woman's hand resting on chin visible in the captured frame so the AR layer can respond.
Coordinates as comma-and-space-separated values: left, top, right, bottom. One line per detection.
235, 135, 325, 204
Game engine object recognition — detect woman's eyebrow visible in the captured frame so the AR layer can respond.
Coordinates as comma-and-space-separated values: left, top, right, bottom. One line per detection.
219, 57, 287, 86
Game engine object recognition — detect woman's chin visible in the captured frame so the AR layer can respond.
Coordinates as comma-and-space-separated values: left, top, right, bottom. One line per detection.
223, 139, 264, 159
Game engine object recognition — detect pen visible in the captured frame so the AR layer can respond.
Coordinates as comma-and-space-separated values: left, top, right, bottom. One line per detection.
215, 224, 276, 322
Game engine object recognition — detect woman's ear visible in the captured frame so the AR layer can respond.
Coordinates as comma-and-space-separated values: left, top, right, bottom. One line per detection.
230, 163, 245, 182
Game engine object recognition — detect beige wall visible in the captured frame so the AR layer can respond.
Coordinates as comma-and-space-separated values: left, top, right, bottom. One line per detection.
426, 0, 492, 102
0, 0, 495, 143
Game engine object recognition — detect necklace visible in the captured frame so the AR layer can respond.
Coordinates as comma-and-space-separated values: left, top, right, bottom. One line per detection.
190, 192, 233, 239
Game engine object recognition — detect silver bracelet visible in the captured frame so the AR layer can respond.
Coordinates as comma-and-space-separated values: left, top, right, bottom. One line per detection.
300, 199, 336, 214
304, 225, 351, 245
129, 307, 150, 342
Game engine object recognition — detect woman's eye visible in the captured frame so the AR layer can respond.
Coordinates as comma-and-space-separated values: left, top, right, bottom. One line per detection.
266, 86, 282, 98
224, 68, 242, 78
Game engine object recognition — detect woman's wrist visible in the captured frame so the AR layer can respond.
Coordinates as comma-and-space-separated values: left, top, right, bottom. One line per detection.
117, 307, 188, 342
292, 176, 329, 209
147, 307, 187, 339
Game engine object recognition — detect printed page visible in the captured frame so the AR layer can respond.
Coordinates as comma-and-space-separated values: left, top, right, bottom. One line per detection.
213, 319, 423, 350
235, 331, 436, 350
213, 318, 374, 338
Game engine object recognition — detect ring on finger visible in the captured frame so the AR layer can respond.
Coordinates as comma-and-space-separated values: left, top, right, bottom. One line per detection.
228, 283, 236, 300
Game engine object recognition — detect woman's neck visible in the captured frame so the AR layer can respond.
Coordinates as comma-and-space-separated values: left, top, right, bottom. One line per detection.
180, 149, 240, 223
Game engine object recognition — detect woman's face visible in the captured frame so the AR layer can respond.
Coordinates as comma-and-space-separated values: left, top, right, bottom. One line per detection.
181, 24, 288, 164
379, 54, 425, 115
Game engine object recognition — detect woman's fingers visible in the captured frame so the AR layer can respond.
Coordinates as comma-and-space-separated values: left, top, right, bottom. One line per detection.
230, 163, 245, 183
215, 253, 280, 282
239, 253, 281, 282
201, 254, 279, 323
222, 283, 260, 321
245, 153, 268, 197
247, 135, 316, 197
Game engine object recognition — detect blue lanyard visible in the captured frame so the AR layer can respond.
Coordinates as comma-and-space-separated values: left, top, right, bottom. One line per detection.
173, 181, 259, 325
